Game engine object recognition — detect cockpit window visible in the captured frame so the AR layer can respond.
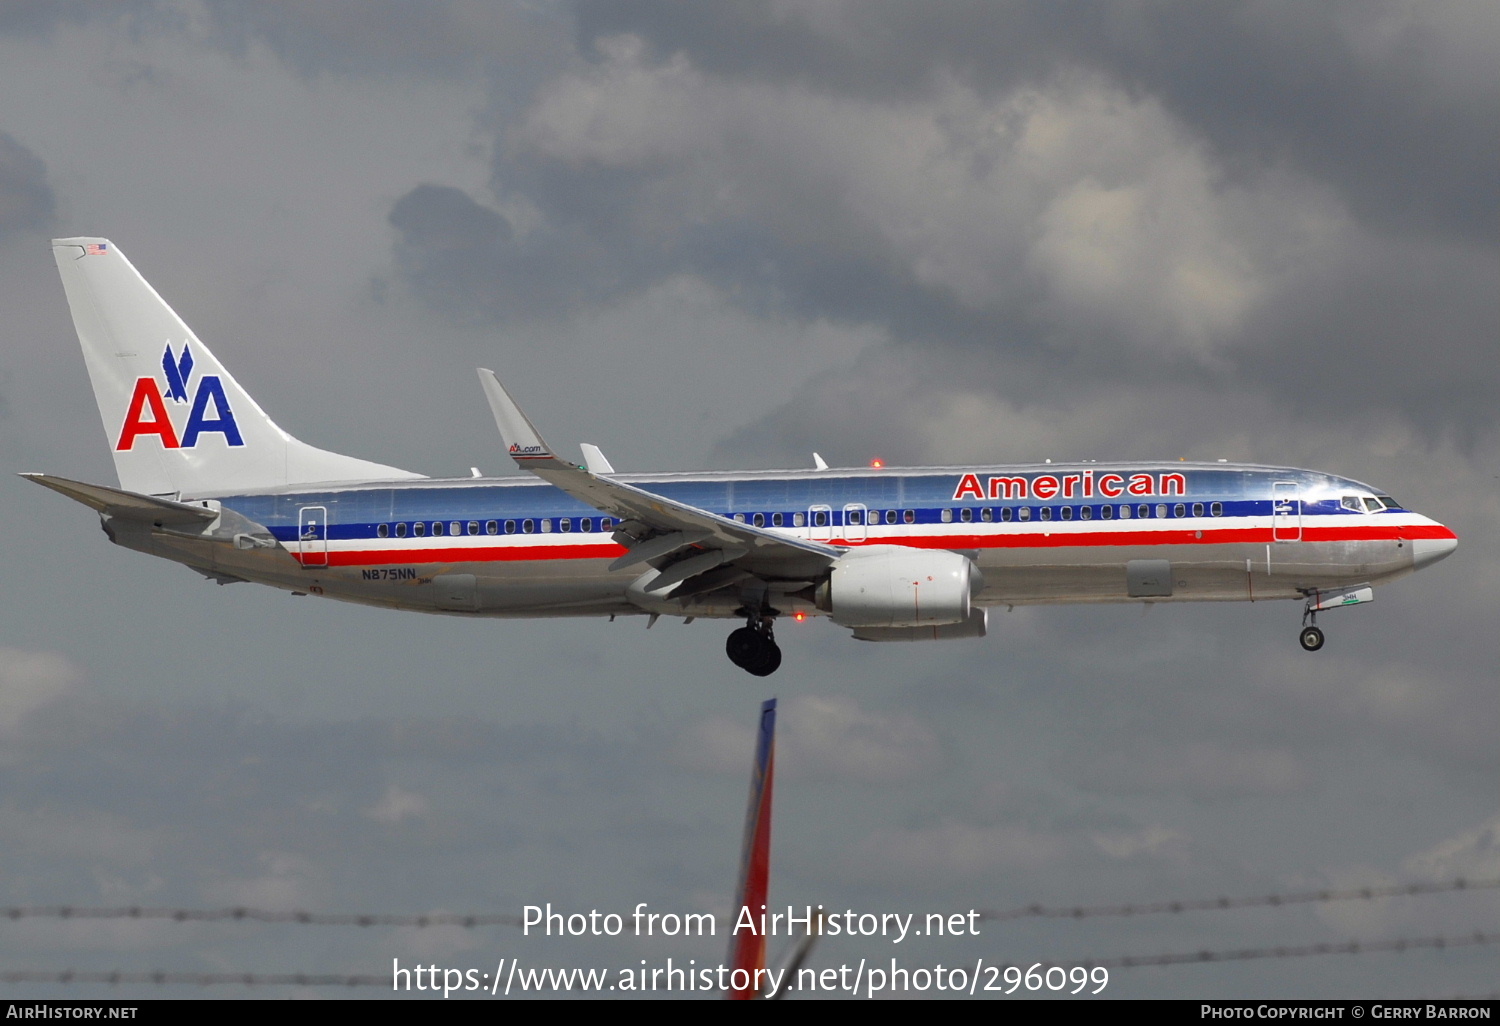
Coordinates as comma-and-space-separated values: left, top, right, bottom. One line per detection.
1341, 495, 1364, 512
1363, 497, 1383, 512
1376, 495, 1400, 510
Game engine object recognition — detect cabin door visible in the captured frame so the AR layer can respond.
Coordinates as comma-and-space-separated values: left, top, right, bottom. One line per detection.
1272, 482, 1301, 542
298, 505, 328, 566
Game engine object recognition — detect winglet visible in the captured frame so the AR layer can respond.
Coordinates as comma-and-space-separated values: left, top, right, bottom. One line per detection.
580, 443, 615, 475
476, 369, 576, 472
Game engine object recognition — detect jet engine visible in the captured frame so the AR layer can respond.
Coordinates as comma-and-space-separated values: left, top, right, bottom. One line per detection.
816, 546, 981, 628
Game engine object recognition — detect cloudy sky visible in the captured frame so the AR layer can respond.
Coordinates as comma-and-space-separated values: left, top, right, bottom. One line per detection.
1, 0, 1495, 1000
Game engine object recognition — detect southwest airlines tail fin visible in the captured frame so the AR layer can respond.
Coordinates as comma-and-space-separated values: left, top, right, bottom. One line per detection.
727, 698, 776, 1000
51, 238, 423, 498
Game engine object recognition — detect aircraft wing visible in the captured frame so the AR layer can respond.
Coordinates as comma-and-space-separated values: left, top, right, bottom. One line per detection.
477, 370, 841, 589
21, 473, 221, 524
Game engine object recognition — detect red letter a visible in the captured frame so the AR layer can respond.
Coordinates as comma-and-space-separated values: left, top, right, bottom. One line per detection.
116, 378, 181, 450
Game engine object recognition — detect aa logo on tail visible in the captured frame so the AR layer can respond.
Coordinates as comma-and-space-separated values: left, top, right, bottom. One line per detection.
116, 343, 244, 451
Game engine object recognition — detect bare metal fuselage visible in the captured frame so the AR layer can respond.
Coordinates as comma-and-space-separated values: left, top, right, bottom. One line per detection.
101, 461, 1453, 623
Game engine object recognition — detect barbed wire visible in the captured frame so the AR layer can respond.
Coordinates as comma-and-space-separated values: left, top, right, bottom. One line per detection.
978, 877, 1500, 922
1092, 930, 1498, 970
5, 877, 1494, 931
3, 931, 1495, 989
2, 906, 523, 928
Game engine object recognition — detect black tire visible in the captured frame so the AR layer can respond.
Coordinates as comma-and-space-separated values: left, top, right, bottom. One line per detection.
726, 626, 762, 669
746, 640, 782, 677
1299, 625, 1325, 652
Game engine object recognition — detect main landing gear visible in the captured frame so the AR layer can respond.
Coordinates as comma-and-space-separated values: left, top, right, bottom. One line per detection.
726, 613, 782, 676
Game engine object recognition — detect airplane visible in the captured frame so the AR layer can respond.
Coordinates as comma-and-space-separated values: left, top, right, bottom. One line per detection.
27, 238, 1459, 676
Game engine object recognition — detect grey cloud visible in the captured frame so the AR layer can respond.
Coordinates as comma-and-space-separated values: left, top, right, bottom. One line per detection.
388, 181, 679, 322
0, 131, 55, 239
196, 0, 566, 80
572, 0, 1500, 241
0, 1, 153, 37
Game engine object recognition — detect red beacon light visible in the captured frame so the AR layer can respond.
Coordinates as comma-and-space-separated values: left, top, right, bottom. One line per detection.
870, 458, 884, 469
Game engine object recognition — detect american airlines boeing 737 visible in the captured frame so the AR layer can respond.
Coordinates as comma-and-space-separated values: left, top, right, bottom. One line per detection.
27, 238, 1458, 675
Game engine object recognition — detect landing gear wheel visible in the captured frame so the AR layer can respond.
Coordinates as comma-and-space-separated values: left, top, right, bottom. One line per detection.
726, 627, 762, 668
747, 640, 782, 677
1299, 625, 1325, 652
725, 622, 783, 676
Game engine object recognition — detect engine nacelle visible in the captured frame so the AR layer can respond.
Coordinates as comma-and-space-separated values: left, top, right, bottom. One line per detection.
851, 608, 988, 642
817, 545, 980, 628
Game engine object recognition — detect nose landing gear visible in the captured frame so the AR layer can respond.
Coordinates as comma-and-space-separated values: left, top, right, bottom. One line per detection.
726, 614, 782, 676
1298, 623, 1325, 652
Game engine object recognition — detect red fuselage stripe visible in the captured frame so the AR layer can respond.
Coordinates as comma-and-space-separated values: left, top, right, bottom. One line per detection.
290, 522, 1456, 567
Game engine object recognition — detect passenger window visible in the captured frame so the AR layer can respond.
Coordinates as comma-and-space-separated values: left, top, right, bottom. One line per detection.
1119, 505, 1131, 519
414, 522, 426, 537
795, 513, 807, 527
982, 508, 994, 522
941, 509, 953, 523
1080, 506, 1092, 521
522, 520, 534, 534
450, 522, 462, 536
1192, 503, 1204, 517
752, 513, 765, 528
580, 518, 593, 532
1040, 507, 1052, 521
541, 519, 553, 533
377, 524, 389, 538
558, 518, 571, 533
1174, 504, 1185, 518
902, 509, 915, 524
486, 521, 498, 535
884, 510, 897, 525
1155, 504, 1167, 519
773, 512, 784, 527
813, 510, 828, 527
1000, 507, 1011, 522
1211, 502, 1223, 517
733, 513, 746, 523
1019, 507, 1031, 522
468, 521, 480, 535
504, 520, 516, 534
1100, 505, 1112, 520
1060, 506, 1073, 521
1139, 505, 1151, 518
395, 522, 408, 538
960, 507, 972, 523
432, 522, 445, 536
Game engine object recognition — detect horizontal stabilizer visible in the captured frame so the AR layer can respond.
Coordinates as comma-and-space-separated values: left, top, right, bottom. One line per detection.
21, 472, 220, 524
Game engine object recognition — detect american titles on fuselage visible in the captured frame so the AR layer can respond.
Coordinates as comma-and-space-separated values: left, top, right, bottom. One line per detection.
954, 470, 1186, 501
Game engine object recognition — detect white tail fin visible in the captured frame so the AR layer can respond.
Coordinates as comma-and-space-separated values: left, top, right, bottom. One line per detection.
52, 238, 423, 497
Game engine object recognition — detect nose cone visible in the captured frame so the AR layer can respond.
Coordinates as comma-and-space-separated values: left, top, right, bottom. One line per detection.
1411, 533, 1458, 570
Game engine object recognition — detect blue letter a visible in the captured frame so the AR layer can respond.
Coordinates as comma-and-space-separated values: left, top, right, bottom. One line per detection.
182, 375, 245, 447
